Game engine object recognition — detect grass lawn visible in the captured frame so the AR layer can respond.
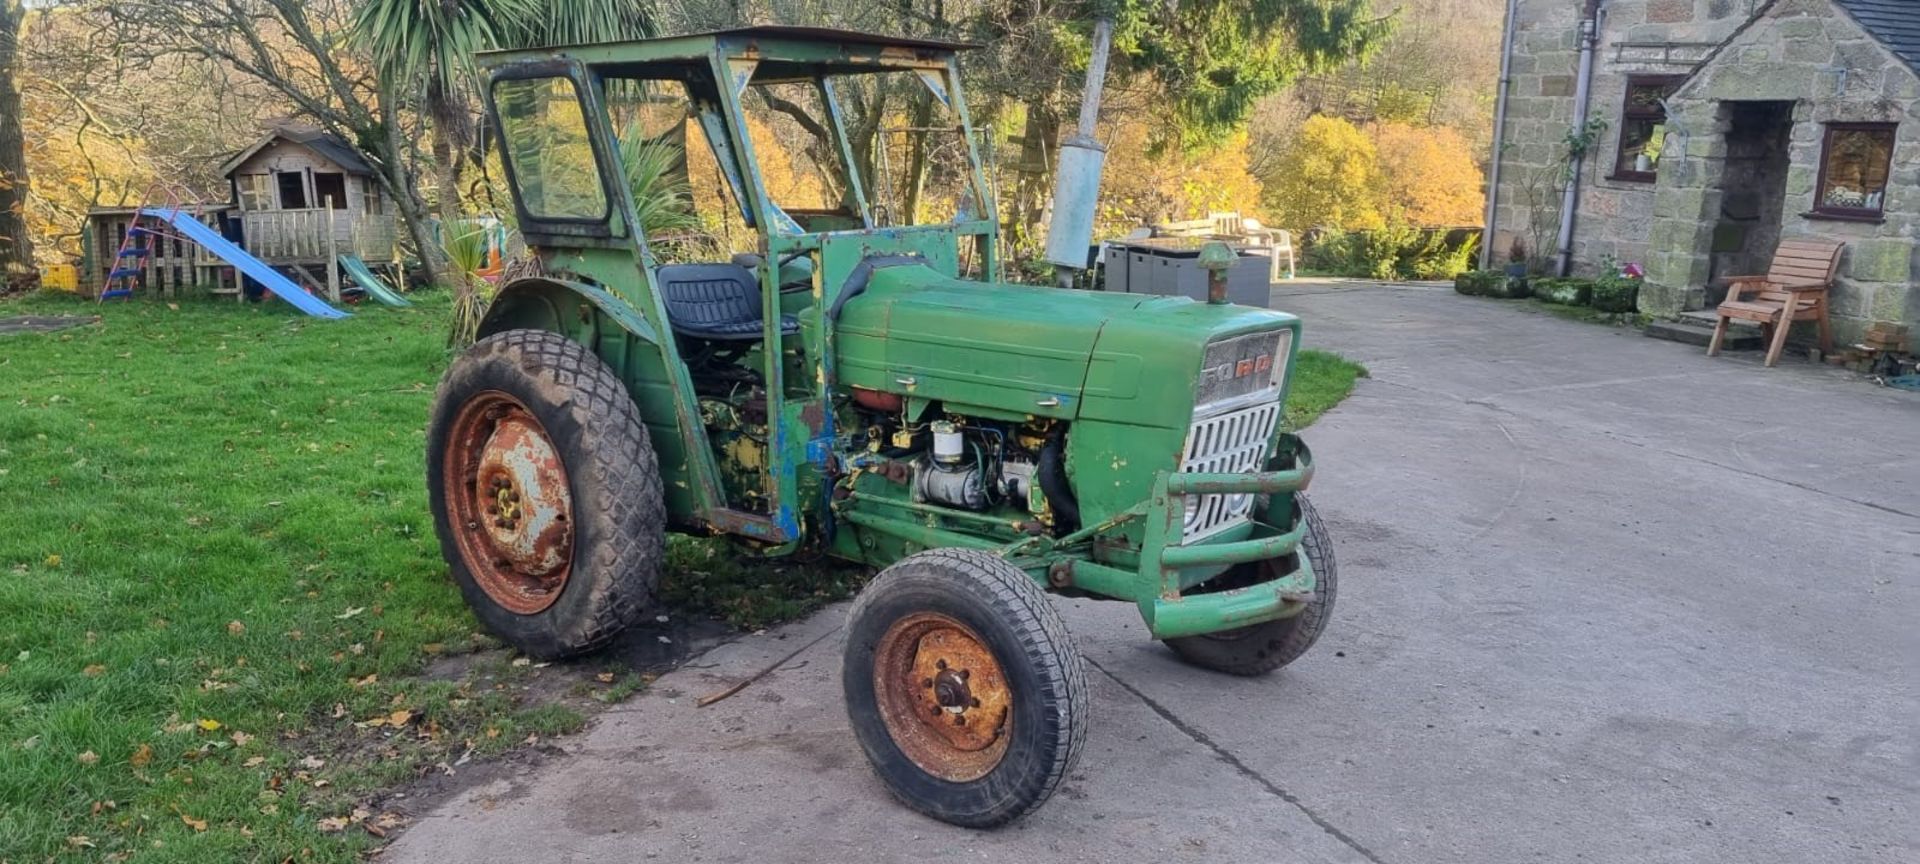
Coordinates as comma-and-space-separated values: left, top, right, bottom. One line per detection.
0, 292, 617, 862
0, 289, 1360, 861
1285, 349, 1367, 430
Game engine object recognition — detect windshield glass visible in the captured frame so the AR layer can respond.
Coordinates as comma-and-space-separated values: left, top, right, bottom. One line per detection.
737, 67, 978, 231
833, 70, 978, 228
493, 76, 608, 221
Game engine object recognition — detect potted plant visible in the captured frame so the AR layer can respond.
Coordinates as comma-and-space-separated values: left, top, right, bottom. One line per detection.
1505, 239, 1529, 279
1592, 260, 1643, 313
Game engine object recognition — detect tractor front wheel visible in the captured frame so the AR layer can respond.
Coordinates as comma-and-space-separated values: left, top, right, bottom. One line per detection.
427, 329, 665, 659
1165, 493, 1337, 676
843, 549, 1088, 828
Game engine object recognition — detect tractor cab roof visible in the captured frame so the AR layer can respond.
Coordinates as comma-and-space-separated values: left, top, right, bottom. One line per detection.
478, 25, 978, 76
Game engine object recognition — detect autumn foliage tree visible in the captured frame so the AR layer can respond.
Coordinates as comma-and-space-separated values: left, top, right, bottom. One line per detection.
1371, 121, 1483, 227
1260, 115, 1484, 233
1261, 114, 1382, 232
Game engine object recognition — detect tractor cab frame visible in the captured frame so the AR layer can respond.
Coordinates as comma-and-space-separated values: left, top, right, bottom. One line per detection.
477, 27, 999, 547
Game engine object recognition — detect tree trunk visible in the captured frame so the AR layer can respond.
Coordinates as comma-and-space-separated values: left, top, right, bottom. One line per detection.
0, 0, 35, 273
901, 89, 934, 225
376, 96, 441, 288
1012, 98, 1060, 251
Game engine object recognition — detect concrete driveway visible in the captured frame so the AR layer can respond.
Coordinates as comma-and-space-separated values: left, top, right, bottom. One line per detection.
384, 282, 1919, 864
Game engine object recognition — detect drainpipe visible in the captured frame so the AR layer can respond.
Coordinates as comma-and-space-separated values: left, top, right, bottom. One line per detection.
1480, 0, 1520, 270
1555, 0, 1602, 276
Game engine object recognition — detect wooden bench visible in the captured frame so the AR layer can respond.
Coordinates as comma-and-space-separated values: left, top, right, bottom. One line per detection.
1707, 238, 1843, 367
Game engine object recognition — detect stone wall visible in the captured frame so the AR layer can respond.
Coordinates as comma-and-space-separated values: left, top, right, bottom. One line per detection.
1640, 0, 1920, 350
1493, 0, 1920, 350
1490, 0, 1751, 270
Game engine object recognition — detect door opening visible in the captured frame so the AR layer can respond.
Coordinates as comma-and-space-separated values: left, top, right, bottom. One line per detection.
1708, 101, 1793, 303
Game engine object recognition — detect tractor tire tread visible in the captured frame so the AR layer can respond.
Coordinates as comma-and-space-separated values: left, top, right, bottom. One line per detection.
430, 329, 664, 659
845, 549, 1088, 827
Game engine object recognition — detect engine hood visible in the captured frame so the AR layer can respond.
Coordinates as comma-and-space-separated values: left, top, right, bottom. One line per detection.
833, 263, 1297, 424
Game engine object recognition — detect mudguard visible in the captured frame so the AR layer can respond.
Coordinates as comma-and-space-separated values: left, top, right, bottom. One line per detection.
477, 277, 661, 345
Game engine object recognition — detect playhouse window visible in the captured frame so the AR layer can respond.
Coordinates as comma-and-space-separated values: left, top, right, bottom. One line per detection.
1611, 76, 1681, 182
237, 174, 272, 210
314, 172, 348, 210
276, 171, 308, 209
1813, 123, 1895, 219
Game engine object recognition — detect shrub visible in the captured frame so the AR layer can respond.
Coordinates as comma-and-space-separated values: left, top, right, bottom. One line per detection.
1454, 270, 1503, 296
1314, 226, 1481, 281
1531, 277, 1594, 306
1303, 229, 1364, 274
1486, 275, 1532, 299
1412, 232, 1481, 280
1591, 275, 1640, 312
1359, 219, 1422, 280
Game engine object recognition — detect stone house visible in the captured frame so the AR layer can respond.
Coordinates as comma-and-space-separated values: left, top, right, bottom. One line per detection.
1486, 0, 1919, 350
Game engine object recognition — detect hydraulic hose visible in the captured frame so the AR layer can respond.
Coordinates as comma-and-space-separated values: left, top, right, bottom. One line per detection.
1037, 428, 1081, 531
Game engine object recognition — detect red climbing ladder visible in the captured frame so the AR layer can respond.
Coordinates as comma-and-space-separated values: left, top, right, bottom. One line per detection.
96, 183, 193, 302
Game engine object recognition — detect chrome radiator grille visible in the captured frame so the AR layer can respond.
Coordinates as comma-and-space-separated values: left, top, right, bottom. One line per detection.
1178, 394, 1282, 541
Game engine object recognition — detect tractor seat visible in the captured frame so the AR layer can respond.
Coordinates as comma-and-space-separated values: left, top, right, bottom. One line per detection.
656, 263, 798, 341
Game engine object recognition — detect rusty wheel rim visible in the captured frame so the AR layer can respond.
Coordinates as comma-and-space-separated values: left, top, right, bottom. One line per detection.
443, 391, 574, 615
872, 612, 1013, 782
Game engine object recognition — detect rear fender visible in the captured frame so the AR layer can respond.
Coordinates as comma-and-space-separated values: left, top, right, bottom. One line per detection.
477, 277, 712, 523
477, 277, 661, 346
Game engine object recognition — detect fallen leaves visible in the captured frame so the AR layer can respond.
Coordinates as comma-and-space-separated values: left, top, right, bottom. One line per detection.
335, 606, 365, 620
82, 664, 106, 677
178, 811, 208, 832
129, 744, 153, 767
76, 750, 99, 765
227, 620, 246, 636
355, 708, 415, 729
195, 718, 222, 732
298, 755, 326, 770
229, 730, 253, 747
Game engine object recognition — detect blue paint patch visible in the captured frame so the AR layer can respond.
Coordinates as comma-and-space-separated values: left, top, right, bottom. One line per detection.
806, 435, 836, 466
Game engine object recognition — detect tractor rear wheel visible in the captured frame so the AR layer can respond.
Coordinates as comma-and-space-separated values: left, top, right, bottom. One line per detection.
843, 549, 1088, 828
1165, 493, 1337, 676
427, 329, 664, 659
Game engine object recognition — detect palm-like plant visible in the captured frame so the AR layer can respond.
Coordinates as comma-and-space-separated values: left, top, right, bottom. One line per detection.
352, 0, 657, 345
353, 0, 538, 224
620, 131, 702, 241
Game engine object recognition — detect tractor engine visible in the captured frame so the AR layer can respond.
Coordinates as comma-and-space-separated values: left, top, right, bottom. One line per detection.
851, 403, 1070, 529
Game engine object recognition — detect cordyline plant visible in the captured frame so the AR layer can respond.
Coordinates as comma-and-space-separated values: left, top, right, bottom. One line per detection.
351, 0, 656, 346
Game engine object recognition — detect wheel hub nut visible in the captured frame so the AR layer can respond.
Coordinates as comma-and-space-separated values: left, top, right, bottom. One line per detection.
932, 668, 972, 712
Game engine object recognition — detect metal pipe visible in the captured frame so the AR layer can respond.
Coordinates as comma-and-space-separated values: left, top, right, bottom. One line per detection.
1555, 0, 1603, 276
839, 491, 1024, 532
838, 509, 1003, 552
1043, 17, 1115, 276
1481, 0, 1521, 270
1074, 18, 1114, 139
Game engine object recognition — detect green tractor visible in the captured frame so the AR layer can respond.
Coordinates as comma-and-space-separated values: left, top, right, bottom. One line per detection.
428, 26, 1335, 827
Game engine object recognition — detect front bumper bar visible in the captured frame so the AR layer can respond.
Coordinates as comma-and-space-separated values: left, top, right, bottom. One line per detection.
1130, 435, 1317, 639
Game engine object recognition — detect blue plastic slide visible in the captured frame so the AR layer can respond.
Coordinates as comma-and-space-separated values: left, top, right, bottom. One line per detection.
138, 208, 349, 319
338, 255, 412, 307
